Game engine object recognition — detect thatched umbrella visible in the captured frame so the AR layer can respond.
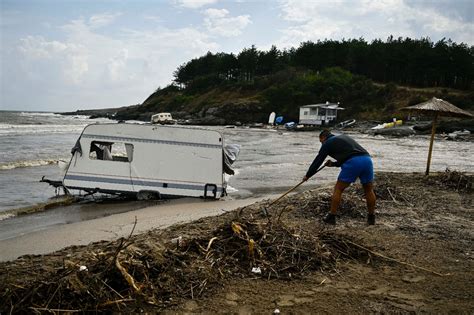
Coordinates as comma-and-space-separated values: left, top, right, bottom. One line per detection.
402, 97, 473, 175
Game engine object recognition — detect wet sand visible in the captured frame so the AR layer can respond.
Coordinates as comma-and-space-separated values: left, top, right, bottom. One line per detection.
0, 196, 272, 262
2, 171, 472, 314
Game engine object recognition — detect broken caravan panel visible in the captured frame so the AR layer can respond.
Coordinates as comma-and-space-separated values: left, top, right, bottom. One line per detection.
64, 123, 226, 199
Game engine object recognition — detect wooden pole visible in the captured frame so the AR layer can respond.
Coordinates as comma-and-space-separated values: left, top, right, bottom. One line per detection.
425, 113, 439, 175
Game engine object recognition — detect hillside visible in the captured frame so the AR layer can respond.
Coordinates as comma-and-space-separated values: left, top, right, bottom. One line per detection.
65, 37, 474, 125
110, 68, 473, 125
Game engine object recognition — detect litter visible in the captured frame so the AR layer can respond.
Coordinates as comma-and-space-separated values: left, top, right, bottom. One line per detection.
251, 267, 262, 274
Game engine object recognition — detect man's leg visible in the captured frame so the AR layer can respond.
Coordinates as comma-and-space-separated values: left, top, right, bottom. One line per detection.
362, 182, 376, 215
363, 182, 376, 225
330, 180, 351, 214
323, 180, 350, 224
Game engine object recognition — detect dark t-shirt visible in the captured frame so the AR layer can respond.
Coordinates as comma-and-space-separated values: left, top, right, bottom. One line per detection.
305, 134, 369, 178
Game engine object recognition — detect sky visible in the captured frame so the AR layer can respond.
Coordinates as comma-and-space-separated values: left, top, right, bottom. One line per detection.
1, 0, 473, 112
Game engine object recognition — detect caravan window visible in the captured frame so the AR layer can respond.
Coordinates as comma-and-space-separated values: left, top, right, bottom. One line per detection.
89, 141, 134, 162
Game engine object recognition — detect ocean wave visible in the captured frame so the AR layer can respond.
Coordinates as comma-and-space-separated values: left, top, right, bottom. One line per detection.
0, 195, 75, 221
0, 212, 15, 221
19, 112, 63, 117
225, 185, 239, 193
0, 124, 86, 135
0, 159, 60, 170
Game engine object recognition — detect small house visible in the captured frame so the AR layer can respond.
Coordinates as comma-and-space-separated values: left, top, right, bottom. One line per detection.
299, 102, 344, 126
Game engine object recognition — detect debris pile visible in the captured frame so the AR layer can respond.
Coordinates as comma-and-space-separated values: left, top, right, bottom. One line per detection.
1, 199, 371, 313
2, 171, 471, 313
427, 169, 473, 192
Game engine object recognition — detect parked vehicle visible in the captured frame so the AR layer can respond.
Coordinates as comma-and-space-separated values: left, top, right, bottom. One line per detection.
42, 123, 239, 200
151, 112, 176, 124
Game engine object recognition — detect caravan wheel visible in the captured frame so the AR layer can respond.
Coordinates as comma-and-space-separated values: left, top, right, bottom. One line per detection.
137, 190, 161, 201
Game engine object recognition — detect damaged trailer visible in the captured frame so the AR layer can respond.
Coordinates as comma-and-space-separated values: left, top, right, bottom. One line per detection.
49, 123, 238, 200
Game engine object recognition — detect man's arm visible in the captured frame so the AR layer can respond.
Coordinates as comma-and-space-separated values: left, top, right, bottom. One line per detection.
330, 160, 342, 167
305, 145, 329, 179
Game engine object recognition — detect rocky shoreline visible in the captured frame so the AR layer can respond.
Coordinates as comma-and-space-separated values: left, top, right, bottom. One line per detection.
61, 107, 474, 140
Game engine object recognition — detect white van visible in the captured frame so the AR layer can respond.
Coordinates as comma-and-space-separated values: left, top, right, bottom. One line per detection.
151, 112, 176, 124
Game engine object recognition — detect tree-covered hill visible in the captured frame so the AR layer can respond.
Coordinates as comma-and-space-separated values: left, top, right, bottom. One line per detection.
111, 37, 473, 124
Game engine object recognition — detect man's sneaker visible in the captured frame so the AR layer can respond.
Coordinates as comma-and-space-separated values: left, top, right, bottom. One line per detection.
323, 213, 336, 225
367, 214, 375, 225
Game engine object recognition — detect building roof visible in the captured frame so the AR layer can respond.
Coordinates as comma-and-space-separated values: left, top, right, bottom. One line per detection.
300, 103, 344, 110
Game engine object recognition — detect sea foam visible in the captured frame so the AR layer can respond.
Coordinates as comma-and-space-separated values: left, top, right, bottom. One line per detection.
0, 159, 59, 170
0, 124, 86, 136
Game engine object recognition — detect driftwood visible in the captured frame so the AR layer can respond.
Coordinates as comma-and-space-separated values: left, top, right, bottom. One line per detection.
2, 171, 469, 312
1, 211, 370, 312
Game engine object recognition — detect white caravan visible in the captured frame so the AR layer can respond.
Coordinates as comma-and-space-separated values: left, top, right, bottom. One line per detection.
151, 112, 176, 124
62, 123, 234, 199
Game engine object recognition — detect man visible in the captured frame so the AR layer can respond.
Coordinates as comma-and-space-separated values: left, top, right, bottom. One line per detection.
303, 130, 376, 225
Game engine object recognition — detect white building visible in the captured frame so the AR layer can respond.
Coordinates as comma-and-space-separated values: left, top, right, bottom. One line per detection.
299, 102, 344, 126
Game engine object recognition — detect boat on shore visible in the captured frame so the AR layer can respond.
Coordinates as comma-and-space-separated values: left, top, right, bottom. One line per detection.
335, 119, 356, 129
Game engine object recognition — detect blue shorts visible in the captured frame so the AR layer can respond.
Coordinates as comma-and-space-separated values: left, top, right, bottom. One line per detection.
338, 155, 374, 185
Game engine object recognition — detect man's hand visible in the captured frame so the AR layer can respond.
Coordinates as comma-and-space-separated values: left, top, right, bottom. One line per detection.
325, 160, 335, 167
302, 176, 309, 182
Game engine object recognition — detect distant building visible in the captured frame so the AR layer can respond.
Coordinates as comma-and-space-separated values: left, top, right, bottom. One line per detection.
299, 102, 344, 126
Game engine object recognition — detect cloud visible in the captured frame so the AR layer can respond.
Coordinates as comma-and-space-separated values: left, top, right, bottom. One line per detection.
18, 35, 68, 59
11, 15, 220, 110
175, 0, 218, 9
405, 0, 473, 23
203, 8, 251, 37
143, 15, 162, 22
106, 49, 129, 82
18, 35, 89, 84
277, 0, 474, 47
88, 12, 122, 29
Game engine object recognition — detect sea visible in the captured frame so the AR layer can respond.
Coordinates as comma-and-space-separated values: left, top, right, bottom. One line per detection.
0, 110, 473, 234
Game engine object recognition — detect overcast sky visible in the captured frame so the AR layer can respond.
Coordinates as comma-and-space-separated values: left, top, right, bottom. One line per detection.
1, 0, 473, 112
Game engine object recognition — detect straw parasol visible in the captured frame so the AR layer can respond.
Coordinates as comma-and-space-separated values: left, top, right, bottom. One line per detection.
402, 97, 473, 175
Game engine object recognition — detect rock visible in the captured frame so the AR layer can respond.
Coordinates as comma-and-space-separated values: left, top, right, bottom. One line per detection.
371, 126, 416, 137
413, 119, 474, 134
189, 116, 226, 125
206, 107, 219, 115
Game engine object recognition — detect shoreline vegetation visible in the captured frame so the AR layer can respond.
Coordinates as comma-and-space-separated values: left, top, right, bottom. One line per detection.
61, 37, 472, 130
1, 171, 472, 313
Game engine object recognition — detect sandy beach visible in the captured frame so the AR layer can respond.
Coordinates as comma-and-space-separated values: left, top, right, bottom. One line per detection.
0, 196, 273, 262
1, 171, 473, 314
